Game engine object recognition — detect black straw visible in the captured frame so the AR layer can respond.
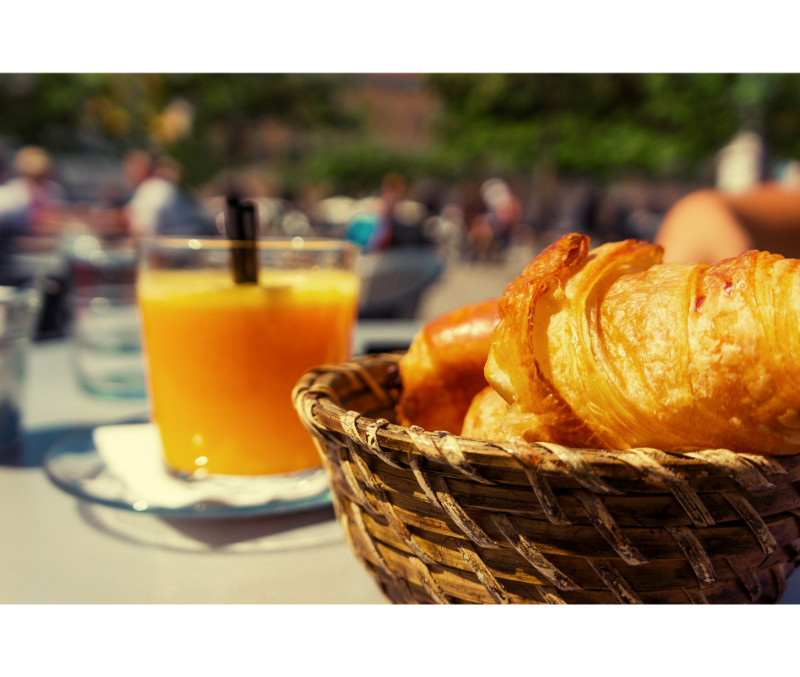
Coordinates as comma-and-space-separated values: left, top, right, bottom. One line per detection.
225, 196, 259, 284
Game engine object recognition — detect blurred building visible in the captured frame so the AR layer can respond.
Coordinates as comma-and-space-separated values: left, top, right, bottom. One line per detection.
237, 74, 438, 166
349, 74, 438, 149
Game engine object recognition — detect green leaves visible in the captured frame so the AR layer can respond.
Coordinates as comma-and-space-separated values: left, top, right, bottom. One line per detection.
426, 74, 766, 179
2, 73, 800, 192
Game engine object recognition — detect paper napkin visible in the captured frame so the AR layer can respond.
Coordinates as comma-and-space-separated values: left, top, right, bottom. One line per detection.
92, 423, 329, 510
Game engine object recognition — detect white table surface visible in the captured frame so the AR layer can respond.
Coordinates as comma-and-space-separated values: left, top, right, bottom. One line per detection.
3, 320, 798, 604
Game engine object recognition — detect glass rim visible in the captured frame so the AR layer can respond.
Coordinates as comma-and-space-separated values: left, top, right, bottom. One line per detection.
138, 236, 361, 254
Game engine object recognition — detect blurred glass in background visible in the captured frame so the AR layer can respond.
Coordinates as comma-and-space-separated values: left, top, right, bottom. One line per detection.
0, 283, 40, 456
66, 236, 145, 400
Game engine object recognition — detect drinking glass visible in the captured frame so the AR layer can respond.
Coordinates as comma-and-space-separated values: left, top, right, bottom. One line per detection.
65, 236, 146, 400
0, 284, 40, 454
136, 237, 360, 478
69, 283, 146, 400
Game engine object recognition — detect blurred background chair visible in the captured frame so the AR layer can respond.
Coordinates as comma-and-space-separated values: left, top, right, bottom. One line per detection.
357, 247, 445, 320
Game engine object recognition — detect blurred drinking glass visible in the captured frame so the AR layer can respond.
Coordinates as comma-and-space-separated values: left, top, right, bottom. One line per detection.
0, 284, 40, 455
66, 236, 146, 400
70, 283, 146, 399
136, 237, 360, 478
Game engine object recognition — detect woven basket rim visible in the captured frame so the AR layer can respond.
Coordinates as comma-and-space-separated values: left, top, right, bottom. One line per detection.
292, 352, 800, 491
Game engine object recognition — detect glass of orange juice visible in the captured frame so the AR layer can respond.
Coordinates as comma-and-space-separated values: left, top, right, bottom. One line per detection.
136, 236, 360, 478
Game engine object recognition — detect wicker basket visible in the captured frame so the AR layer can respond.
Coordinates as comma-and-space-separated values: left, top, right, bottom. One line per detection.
292, 352, 800, 604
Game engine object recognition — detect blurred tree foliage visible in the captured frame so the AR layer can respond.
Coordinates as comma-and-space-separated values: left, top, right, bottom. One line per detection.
286, 140, 466, 196
0, 73, 358, 187
2, 73, 800, 194
426, 73, 800, 180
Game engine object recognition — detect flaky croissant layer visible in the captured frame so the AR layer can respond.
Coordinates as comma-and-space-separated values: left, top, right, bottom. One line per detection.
469, 233, 800, 455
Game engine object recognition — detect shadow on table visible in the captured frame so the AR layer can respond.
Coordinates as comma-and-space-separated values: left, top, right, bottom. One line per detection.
77, 501, 343, 554
0, 424, 80, 468
12, 421, 347, 554
2, 417, 147, 468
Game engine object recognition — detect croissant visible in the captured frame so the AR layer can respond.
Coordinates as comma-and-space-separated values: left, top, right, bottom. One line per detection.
465, 233, 800, 455
397, 298, 499, 433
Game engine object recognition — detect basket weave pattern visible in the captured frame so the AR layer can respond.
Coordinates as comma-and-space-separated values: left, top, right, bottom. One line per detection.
293, 353, 800, 604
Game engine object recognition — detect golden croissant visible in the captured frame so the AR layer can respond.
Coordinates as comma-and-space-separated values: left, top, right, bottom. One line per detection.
458, 233, 800, 455
397, 298, 499, 434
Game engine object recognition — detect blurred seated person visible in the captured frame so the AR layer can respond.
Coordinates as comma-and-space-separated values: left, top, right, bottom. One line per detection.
0, 146, 66, 239
124, 150, 217, 238
467, 213, 495, 262
87, 183, 130, 239
389, 199, 433, 248
654, 183, 800, 264
481, 178, 523, 254
346, 199, 389, 252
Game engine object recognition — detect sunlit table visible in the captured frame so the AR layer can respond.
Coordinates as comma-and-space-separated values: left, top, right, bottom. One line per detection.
0, 321, 423, 604
2, 320, 798, 604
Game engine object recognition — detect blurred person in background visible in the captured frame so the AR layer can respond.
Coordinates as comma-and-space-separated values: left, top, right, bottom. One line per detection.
387, 178, 437, 249
489, 180, 524, 255
123, 150, 170, 237
89, 183, 130, 239
0, 146, 10, 184
526, 166, 560, 240
422, 202, 466, 262
123, 150, 216, 238
655, 129, 800, 263
376, 172, 406, 249
467, 212, 495, 262
0, 146, 70, 338
0, 145, 66, 239
345, 172, 410, 252
389, 199, 432, 248
346, 197, 386, 252
587, 190, 626, 243
481, 179, 511, 243
465, 178, 524, 262
198, 167, 287, 237
655, 182, 800, 264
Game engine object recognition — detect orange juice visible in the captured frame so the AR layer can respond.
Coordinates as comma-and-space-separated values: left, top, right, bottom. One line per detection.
137, 267, 359, 476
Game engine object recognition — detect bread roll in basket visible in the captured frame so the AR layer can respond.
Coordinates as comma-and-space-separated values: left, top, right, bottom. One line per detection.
292, 234, 800, 604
